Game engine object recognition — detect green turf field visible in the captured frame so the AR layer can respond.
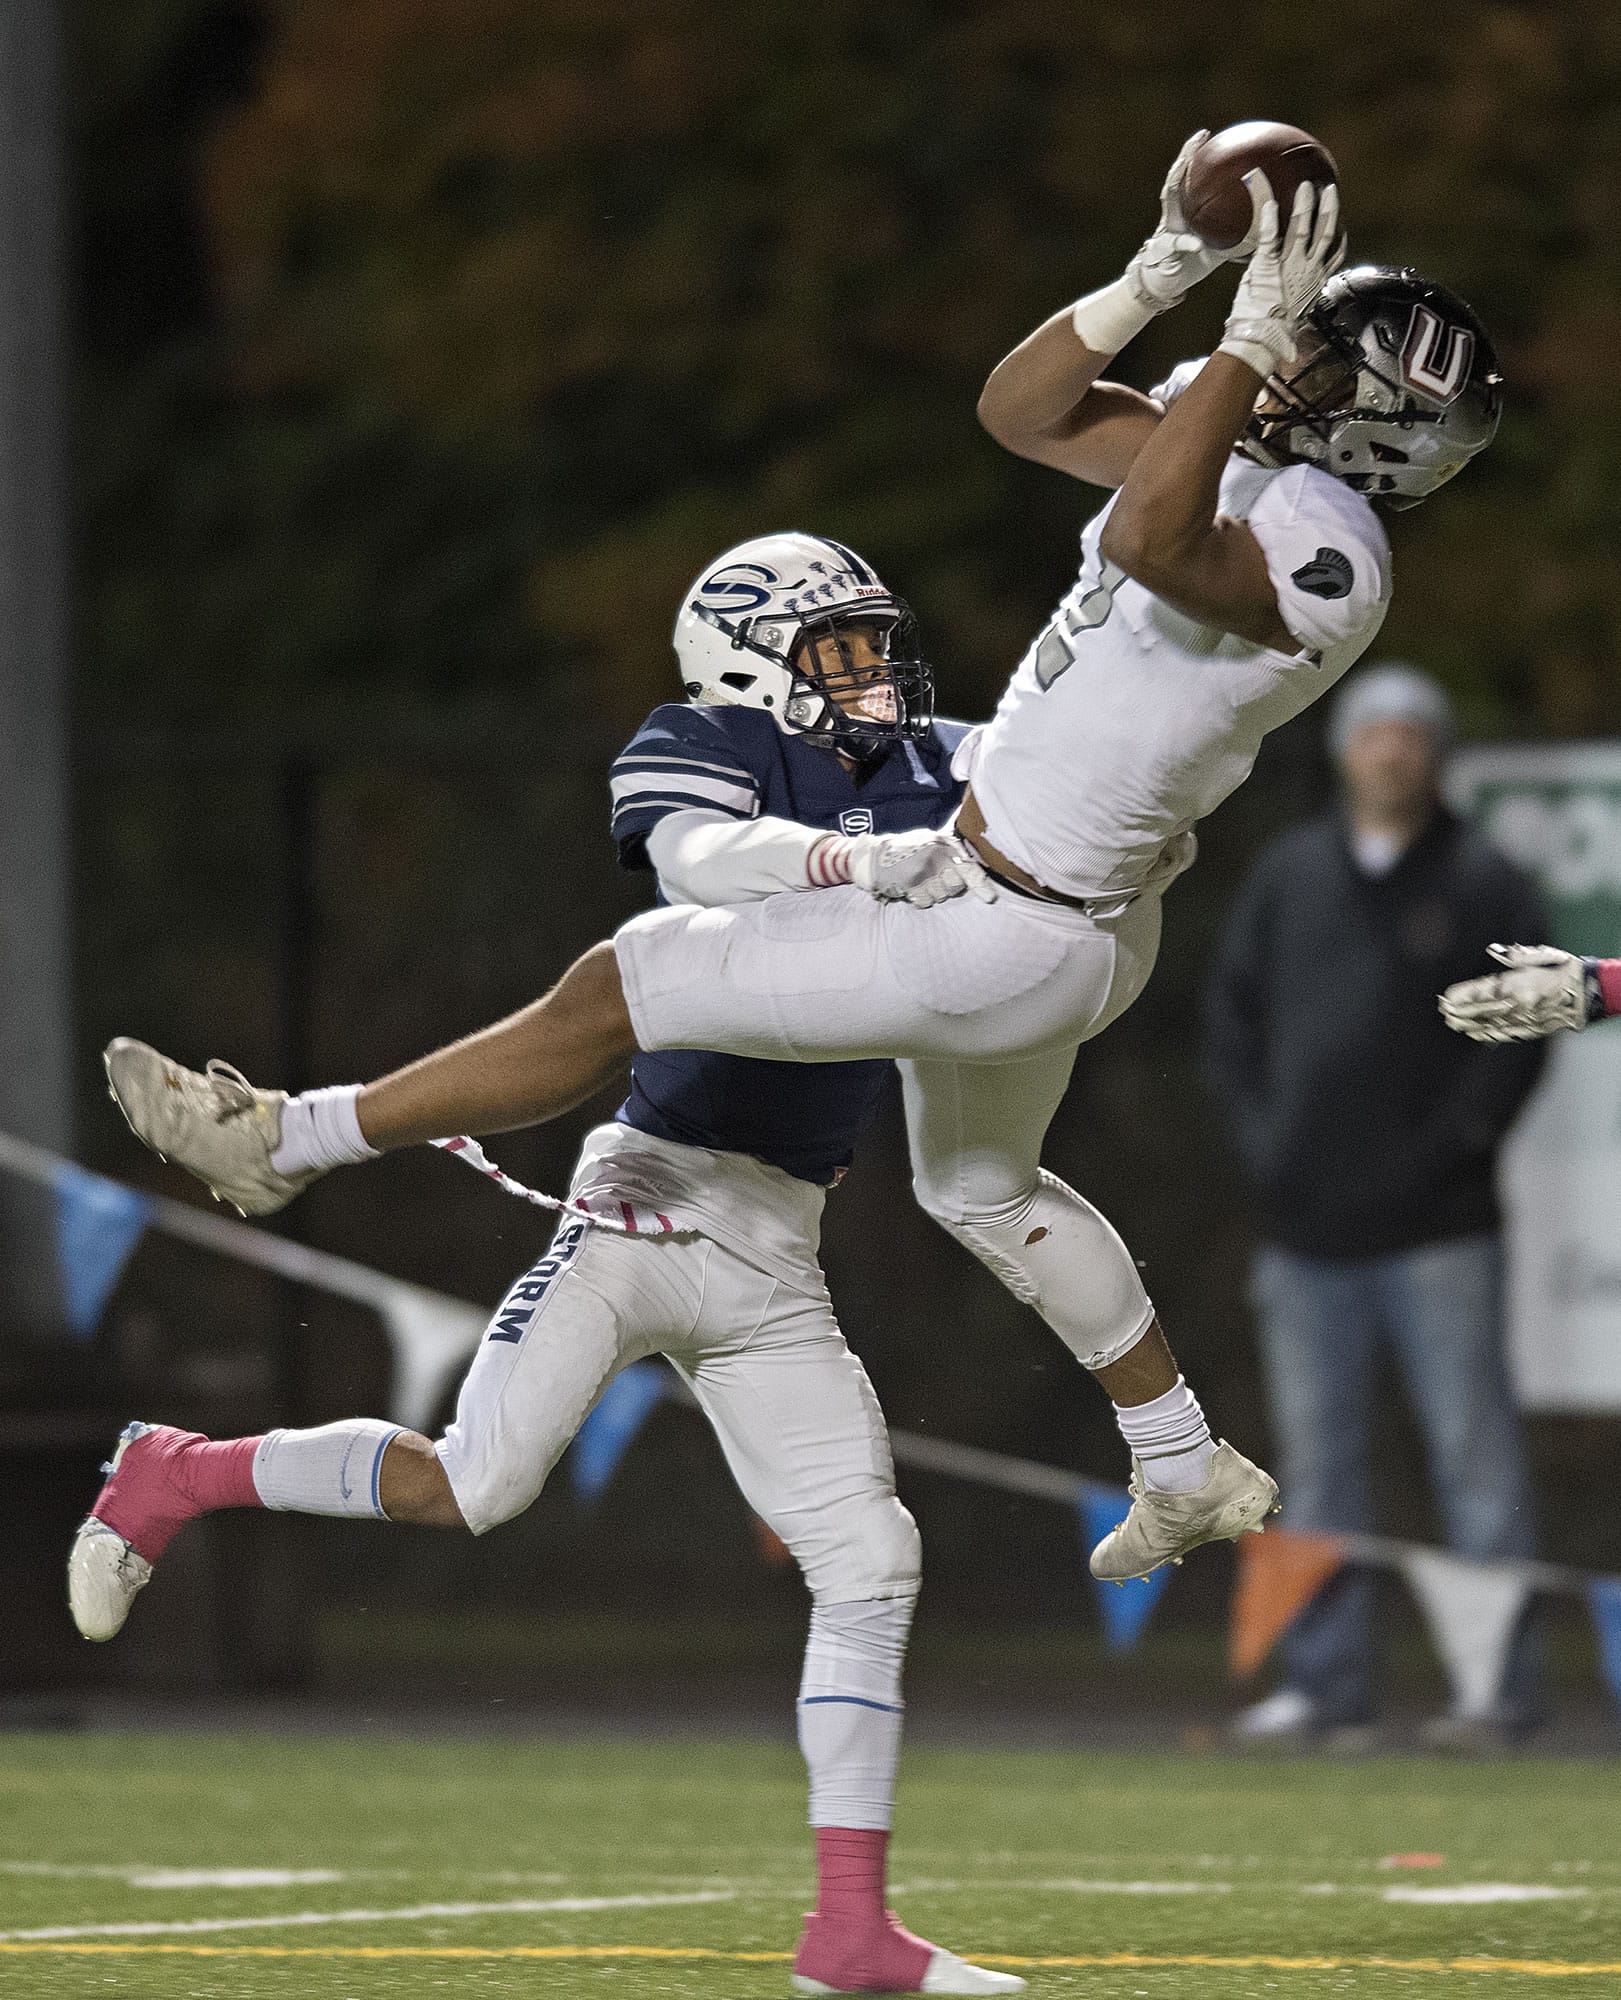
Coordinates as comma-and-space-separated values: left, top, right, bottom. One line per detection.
3, 1733, 1620, 1997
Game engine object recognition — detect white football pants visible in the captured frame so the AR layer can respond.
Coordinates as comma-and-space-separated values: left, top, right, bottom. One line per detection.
434, 1139, 920, 1831
436, 1216, 920, 1607
616, 885, 1162, 1370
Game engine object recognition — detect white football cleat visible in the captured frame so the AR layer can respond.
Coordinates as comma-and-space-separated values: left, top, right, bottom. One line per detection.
920, 1950, 1025, 1994
67, 1424, 157, 1641
67, 1519, 152, 1642
103, 1037, 318, 1216
1088, 1440, 1279, 1583
792, 1952, 1024, 1996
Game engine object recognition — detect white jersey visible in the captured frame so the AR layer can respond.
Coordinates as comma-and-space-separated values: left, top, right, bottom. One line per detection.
962, 451, 1391, 901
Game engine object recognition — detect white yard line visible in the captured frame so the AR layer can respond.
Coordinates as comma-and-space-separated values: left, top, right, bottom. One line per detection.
1383, 1885, 1590, 1904
0, 1889, 738, 1943
0, 1863, 353, 1885
0, 1861, 576, 1887
126, 1870, 346, 1890
891, 1878, 1235, 1896
6, 1865, 1609, 1942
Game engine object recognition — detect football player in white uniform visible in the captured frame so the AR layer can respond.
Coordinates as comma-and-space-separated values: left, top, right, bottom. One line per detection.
100, 141, 1503, 1597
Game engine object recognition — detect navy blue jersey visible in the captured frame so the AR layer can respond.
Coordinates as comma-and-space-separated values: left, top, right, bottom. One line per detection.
611, 704, 971, 1183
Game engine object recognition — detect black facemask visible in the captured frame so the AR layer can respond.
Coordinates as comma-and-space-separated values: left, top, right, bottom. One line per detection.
784, 604, 935, 755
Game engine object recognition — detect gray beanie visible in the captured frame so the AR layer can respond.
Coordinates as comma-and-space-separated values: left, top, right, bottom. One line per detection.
1328, 662, 1455, 762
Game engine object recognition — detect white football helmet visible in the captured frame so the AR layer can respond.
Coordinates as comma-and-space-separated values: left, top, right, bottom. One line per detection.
673, 532, 934, 753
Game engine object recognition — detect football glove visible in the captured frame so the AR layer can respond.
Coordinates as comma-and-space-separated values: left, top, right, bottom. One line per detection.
1122, 131, 1241, 310
1438, 943, 1604, 1043
1219, 174, 1345, 380
836, 828, 997, 908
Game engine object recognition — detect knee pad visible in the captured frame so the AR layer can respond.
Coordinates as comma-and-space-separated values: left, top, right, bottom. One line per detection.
923, 1168, 1153, 1370
798, 1492, 922, 1608
434, 1435, 550, 1537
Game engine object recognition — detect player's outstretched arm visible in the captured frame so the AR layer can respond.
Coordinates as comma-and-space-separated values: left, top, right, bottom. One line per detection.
1440, 944, 1621, 1043
1099, 176, 1342, 649
977, 132, 1227, 487
646, 809, 992, 910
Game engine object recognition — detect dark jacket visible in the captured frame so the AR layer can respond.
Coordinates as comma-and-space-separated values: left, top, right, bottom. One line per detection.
1201, 805, 1549, 1259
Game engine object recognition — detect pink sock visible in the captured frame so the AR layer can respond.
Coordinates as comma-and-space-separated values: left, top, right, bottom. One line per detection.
794, 1829, 934, 1991
93, 1427, 264, 1563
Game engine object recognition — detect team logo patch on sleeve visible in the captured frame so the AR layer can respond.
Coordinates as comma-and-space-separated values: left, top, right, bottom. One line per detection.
839, 808, 874, 836
1291, 547, 1354, 599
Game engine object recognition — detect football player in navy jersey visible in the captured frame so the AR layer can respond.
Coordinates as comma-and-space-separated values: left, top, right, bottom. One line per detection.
74, 541, 1022, 1997
107, 521, 1270, 1604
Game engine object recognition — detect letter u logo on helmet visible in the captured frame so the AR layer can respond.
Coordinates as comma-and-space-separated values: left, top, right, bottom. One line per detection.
1401, 304, 1474, 405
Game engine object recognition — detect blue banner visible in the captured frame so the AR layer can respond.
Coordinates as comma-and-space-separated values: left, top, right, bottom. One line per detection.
570, 1360, 668, 1503
51, 1162, 152, 1340
1588, 1579, 1621, 1713
1079, 1489, 1173, 1652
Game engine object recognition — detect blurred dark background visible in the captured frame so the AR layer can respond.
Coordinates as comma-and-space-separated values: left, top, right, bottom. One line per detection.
7, 0, 1621, 1713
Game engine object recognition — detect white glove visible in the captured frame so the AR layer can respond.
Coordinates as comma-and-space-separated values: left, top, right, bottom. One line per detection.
1438, 943, 1599, 1043
1124, 131, 1242, 307
826, 828, 997, 908
1217, 174, 1345, 380
1071, 133, 1234, 355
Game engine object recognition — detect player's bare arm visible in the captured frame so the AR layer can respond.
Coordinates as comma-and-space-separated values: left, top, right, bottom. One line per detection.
976, 131, 1231, 488
976, 326, 1162, 490
1100, 176, 1344, 651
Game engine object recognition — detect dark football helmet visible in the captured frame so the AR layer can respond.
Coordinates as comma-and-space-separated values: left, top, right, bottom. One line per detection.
1244, 265, 1502, 509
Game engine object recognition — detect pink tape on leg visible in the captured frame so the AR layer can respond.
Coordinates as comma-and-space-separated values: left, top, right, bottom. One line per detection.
92, 1427, 263, 1563
1596, 960, 1621, 1018
793, 1830, 935, 1991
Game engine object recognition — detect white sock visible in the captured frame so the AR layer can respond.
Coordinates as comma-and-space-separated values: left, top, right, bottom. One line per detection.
252, 1419, 400, 1518
270, 1084, 379, 1175
1114, 1376, 1215, 1493
798, 1596, 915, 1831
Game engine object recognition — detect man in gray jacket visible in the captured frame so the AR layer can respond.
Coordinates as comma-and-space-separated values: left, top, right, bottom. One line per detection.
1203, 663, 1548, 1747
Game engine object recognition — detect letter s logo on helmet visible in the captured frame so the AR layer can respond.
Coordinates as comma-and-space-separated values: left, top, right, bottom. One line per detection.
697, 563, 778, 615
672, 531, 934, 755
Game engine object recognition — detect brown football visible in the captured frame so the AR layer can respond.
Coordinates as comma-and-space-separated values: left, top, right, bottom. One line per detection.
1178, 121, 1338, 250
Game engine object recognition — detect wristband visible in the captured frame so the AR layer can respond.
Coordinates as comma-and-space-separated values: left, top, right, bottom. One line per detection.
1216, 324, 1291, 381
1589, 958, 1621, 1020
808, 834, 854, 888
1070, 275, 1159, 358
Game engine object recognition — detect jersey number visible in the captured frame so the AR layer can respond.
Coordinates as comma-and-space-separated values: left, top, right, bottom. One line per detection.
1032, 555, 1127, 689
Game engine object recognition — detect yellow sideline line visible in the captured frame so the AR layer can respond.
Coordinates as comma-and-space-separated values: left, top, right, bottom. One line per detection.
1, 1944, 1620, 1975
